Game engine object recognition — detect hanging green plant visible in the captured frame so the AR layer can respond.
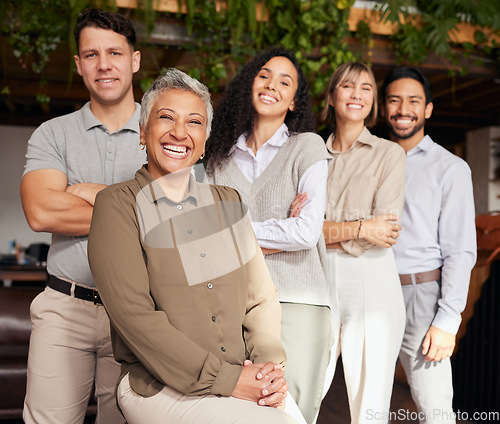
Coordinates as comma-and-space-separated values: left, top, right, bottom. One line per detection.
1, 0, 498, 111
1, 0, 119, 104
175, 0, 357, 102
375, 0, 500, 67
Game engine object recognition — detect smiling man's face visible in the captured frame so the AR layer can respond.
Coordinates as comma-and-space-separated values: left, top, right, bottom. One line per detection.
74, 26, 140, 108
383, 77, 433, 147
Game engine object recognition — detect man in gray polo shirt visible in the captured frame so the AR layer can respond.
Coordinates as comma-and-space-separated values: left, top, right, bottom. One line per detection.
20, 9, 146, 424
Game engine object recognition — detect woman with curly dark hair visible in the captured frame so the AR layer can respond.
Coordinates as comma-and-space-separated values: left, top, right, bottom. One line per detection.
206, 47, 331, 423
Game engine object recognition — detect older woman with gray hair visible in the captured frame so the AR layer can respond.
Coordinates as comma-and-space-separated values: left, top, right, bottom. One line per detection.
88, 69, 299, 424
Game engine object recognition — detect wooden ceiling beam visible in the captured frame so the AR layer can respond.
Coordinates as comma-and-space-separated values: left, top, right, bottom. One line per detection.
432, 79, 487, 101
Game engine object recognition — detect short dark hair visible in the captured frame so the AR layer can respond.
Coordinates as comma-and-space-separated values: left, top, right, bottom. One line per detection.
381, 66, 432, 105
74, 9, 136, 53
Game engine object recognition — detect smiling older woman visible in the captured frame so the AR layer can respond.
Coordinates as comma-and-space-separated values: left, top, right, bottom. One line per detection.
87, 69, 299, 424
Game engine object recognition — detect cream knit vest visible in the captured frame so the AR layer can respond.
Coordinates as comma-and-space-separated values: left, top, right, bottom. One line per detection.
211, 132, 331, 306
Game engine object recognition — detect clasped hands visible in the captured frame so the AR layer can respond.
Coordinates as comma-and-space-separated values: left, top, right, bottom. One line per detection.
231, 360, 288, 409
359, 214, 401, 248
288, 192, 403, 249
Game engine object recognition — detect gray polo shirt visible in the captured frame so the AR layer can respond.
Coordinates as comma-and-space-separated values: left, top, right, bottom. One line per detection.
24, 102, 146, 287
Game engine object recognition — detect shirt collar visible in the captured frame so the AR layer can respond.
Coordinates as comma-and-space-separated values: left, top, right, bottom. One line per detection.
135, 165, 199, 206
235, 123, 289, 153
326, 126, 375, 154
407, 134, 432, 157
81, 102, 141, 134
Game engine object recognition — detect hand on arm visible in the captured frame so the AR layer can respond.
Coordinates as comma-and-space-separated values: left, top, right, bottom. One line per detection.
358, 215, 401, 248
20, 169, 97, 236
261, 192, 309, 256
422, 325, 456, 362
231, 360, 287, 408
261, 247, 282, 255
254, 160, 327, 254
66, 183, 107, 206
289, 192, 308, 218
323, 214, 400, 248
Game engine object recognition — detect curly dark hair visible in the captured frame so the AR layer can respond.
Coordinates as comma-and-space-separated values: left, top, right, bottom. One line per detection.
206, 47, 315, 173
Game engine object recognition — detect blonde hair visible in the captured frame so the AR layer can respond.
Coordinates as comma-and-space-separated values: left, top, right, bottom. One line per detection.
321, 62, 378, 129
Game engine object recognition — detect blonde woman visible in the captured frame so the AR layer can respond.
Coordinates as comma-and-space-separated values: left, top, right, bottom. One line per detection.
321, 62, 406, 424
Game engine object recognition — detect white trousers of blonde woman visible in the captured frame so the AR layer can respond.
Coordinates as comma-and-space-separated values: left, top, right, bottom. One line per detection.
322, 248, 406, 424
118, 373, 306, 424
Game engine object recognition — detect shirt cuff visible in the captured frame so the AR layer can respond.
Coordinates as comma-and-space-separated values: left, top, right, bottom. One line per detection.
210, 362, 242, 397
431, 308, 462, 335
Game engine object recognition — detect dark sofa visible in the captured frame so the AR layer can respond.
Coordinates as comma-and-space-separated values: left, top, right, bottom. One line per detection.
0, 286, 96, 420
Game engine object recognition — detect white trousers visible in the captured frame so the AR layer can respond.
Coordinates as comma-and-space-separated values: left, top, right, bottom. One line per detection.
400, 280, 455, 424
322, 248, 406, 424
118, 373, 303, 424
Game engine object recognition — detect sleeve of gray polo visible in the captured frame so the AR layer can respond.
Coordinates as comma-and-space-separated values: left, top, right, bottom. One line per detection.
23, 120, 67, 176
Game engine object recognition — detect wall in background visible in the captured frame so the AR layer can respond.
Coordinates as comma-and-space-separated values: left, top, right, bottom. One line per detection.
0, 125, 51, 254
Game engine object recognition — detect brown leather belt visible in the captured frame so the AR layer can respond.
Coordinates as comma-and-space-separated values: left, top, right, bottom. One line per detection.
48, 275, 102, 305
399, 269, 441, 285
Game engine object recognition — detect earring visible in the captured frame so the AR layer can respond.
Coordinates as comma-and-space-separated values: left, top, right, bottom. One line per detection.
139, 143, 146, 151
199, 153, 205, 160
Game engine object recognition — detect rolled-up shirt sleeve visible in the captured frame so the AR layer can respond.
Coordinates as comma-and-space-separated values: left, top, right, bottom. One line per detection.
340, 142, 406, 256
372, 145, 406, 220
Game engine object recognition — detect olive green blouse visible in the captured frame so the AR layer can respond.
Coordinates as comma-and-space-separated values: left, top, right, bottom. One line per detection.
88, 165, 285, 398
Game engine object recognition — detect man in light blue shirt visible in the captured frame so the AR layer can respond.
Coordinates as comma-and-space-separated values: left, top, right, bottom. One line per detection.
20, 9, 145, 424
381, 67, 476, 423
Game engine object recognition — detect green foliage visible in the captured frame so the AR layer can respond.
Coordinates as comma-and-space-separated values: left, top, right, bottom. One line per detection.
2, 0, 68, 75
1, 0, 117, 103
1, 0, 499, 108
176, 0, 356, 102
375, 0, 500, 68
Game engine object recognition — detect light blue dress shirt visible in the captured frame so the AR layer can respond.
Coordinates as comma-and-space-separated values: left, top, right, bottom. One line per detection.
393, 135, 477, 334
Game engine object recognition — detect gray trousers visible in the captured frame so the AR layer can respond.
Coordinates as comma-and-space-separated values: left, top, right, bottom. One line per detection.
400, 280, 455, 424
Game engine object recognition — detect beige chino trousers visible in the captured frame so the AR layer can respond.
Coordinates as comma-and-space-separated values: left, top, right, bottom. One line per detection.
117, 373, 301, 424
23, 286, 123, 424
